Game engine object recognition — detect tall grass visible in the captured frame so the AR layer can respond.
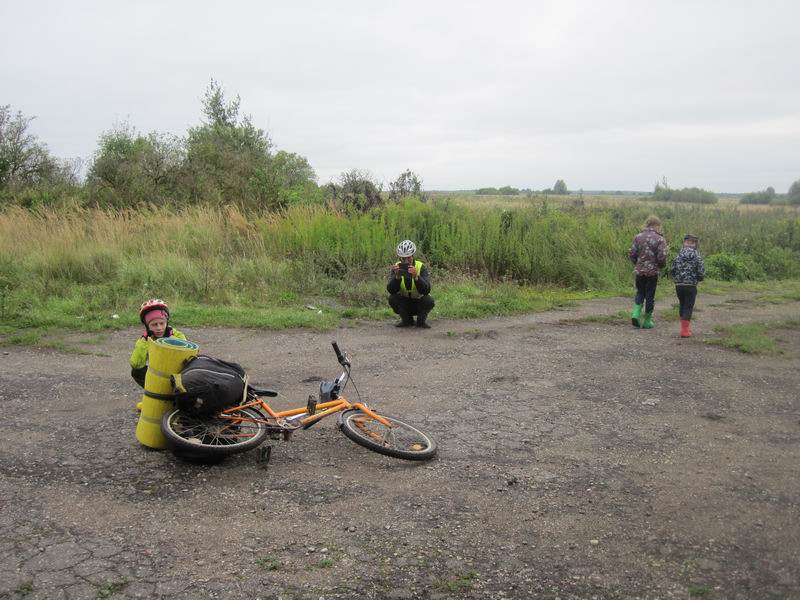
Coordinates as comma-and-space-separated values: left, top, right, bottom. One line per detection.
0, 199, 798, 329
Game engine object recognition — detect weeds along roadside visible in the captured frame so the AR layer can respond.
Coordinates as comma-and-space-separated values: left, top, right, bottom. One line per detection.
0, 198, 798, 333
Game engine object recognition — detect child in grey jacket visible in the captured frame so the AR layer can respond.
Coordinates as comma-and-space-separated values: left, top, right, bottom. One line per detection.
670, 234, 705, 338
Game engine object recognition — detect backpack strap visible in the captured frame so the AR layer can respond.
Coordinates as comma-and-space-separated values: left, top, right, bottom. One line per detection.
143, 390, 175, 400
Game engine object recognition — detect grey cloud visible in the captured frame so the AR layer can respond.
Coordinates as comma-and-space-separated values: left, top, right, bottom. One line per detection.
2, 0, 798, 192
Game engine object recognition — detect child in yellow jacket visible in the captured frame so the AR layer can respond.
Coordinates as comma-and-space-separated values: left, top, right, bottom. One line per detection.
130, 298, 186, 387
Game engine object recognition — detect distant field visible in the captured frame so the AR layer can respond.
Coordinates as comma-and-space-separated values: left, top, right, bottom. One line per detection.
428, 191, 798, 212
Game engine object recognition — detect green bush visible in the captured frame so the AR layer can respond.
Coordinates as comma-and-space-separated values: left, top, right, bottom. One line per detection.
755, 247, 800, 279
325, 169, 384, 212
87, 124, 183, 208
705, 253, 765, 281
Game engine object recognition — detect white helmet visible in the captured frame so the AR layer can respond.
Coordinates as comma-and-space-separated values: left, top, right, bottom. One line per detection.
396, 239, 416, 257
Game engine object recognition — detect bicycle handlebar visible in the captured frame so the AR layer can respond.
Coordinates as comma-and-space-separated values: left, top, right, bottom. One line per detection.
331, 341, 349, 366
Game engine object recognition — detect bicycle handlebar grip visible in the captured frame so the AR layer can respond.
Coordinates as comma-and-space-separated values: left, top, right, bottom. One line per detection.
332, 341, 345, 363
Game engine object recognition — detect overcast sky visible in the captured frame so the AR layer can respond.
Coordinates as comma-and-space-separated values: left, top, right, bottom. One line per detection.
2, 1, 798, 192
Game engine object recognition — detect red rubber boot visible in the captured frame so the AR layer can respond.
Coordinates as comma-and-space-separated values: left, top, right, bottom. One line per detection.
680, 319, 692, 338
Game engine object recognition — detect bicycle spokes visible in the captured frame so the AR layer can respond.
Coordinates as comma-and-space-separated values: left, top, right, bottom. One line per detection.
176, 413, 261, 445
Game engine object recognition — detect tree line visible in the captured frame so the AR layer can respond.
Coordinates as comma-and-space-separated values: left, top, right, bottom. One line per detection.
0, 80, 425, 212
4, 85, 799, 210
475, 180, 569, 196
739, 184, 800, 206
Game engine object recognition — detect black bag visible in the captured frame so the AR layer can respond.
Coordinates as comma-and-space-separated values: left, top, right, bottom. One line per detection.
171, 355, 248, 415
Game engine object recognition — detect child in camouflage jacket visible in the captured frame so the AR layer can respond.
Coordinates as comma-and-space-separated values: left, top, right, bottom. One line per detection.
670, 234, 705, 338
629, 216, 668, 329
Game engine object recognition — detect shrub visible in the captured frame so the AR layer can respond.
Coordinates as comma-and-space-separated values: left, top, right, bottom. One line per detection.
326, 169, 384, 212
248, 151, 319, 211
755, 247, 800, 279
389, 169, 425, 201
87, 123, 183, 208
705, 253, 765, 281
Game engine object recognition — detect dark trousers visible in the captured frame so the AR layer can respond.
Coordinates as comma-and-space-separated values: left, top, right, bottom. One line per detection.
388, 294, 435, 323
634, 275, 658, 313
675, 285, 698, 320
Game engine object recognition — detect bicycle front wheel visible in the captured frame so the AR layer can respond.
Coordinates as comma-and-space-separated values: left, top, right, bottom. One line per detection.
161, 406, 269, 457
338, 409, 437, 461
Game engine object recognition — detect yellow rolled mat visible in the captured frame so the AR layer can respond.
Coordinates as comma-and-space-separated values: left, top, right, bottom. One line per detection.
135, 337, 199, 449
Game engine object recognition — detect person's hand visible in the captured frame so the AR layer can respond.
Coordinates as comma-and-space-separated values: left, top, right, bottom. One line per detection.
391, 264, 402, 278
408, 265, 418, 278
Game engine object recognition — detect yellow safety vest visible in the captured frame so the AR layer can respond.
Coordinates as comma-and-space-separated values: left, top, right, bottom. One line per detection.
398, 260, 424, 299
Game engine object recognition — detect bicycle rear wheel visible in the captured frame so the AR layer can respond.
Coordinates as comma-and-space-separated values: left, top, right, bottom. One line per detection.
161, 406, 269, 457
338, 409, 437, 461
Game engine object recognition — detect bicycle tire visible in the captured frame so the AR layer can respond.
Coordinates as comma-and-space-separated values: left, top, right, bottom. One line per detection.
161, 406, 269, 457
338, 409, 437, 461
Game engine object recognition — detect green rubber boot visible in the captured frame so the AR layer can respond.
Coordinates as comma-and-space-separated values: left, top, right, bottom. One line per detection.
642, 311, 654, 329
631, 303, 643, 327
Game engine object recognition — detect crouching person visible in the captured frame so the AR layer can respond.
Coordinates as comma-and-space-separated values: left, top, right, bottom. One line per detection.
387, 239, 435, 329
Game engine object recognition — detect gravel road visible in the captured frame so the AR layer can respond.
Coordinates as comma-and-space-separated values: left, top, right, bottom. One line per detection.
1, 292, 798, 599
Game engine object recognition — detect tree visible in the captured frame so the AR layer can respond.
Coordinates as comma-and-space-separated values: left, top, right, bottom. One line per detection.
476, 187, 499, 195
85, 80, 317, 210
475, 186, 519, 195
789, 178, 800, 205
201, 79, 241, 128
184, 79, 274, 205
248, 150, 318, 210
552, 179, 568, 195
389, 169, 424, 201
652, 181, 717, 204
0, 105, 75, 189
87, 122, 183, 207
327, 169, 383, 212
740, 186, 776, 205
498, 185, 520, 195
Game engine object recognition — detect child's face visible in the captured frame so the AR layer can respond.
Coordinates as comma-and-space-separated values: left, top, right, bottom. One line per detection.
684, 240, 697, 249
147, 318, 168, 337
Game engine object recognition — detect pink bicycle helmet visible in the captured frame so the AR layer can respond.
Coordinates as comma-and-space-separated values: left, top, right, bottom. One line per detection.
139, 298, 170, 325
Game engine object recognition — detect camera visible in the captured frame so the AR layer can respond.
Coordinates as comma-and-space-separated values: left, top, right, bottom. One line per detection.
397, 262, 410, 272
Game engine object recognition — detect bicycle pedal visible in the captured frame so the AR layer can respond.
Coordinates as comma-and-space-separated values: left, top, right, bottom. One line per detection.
282, 429, 293, 442
306, 394, 317, 416
256, 445, 272, 465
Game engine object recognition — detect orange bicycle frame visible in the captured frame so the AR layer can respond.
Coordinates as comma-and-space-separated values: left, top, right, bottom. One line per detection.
220, 396, 391, 429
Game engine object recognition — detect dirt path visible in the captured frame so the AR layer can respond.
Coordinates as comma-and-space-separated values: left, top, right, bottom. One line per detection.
1, 292, 798, 599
